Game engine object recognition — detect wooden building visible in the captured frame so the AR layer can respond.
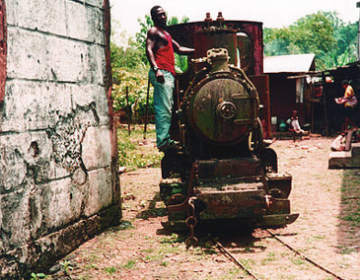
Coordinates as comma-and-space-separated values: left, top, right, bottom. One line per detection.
264, 54, 316, 133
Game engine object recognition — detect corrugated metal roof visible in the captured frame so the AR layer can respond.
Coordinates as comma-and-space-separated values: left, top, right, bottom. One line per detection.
264, 54, 315, 73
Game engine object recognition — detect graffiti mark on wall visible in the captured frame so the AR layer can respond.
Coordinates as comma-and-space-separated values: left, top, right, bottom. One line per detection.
50, 118, 88, 173
47, 102, 99, 185
50, 118, 89, 185
0, 147, 27, 192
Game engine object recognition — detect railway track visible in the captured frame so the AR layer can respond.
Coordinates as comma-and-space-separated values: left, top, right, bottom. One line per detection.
209, 229, 347, 280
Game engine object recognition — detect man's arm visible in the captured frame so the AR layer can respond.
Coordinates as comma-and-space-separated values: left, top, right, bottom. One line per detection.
146, 28, 165, 83
172, 39, 195, 56
146, 28, 158, 69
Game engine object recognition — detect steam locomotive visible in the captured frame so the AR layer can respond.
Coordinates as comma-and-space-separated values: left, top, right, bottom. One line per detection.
159, 13, 298, 235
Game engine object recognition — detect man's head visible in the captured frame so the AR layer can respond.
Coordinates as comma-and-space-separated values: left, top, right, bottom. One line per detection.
150, 6, 167, 28
342, 80, 349, 89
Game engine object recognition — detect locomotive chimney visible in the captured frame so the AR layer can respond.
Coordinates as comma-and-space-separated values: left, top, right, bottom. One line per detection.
204, 12, 213, 28
216, 11, 225, 26
205, 12, 212, 22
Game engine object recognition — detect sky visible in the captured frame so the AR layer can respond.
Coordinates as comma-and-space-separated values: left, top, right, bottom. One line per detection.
110, 0, 360, 45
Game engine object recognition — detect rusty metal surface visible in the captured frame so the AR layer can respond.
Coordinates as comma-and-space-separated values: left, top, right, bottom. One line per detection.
195, 157, 261, 180
195, 189, 292, 220
267, 173, 292, 198
183, 45, 260, 146
197, 189, 265, 219
0, 0, 7, 105
166, 19, 264, 76
189, 75, 256, 144
250, 75, 271, 138
193, 30, 238, 66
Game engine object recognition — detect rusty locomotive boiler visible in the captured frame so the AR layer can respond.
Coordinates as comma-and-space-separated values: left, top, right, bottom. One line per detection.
159, 13, 298, 234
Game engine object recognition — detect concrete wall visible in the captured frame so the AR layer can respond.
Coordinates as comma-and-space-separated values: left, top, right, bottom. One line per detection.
0, 0, 120, 278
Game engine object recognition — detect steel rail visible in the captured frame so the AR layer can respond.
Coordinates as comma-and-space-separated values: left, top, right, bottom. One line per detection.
210, 230, 348, 280
266, 229, 347, 280
210, 237, 261, 280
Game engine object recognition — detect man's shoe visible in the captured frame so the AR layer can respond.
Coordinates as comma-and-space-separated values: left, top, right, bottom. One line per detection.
158, 140, 179, 151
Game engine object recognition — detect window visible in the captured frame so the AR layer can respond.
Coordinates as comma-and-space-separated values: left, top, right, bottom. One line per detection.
236, 32, 252, 71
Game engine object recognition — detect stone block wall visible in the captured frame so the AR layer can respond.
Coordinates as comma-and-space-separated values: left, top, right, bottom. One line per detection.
0, 0, 121, 278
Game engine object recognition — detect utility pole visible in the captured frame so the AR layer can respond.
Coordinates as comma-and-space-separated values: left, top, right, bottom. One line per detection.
357, 2, 360, 60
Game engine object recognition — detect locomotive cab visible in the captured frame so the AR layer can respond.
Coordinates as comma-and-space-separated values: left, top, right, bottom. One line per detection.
160, 13, 298, 233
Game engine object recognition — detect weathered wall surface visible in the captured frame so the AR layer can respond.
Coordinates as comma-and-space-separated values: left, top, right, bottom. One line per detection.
0, 0, 120, 278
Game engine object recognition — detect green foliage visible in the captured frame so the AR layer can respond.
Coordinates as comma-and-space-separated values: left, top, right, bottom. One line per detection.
111, 41, 145, 70
112, 67, 154, 117
264, 11, 357, 70
117, 126, 162, 170
122, 259, 137, 269
136, 14, 153, 65
324, 12, 357, 68
60, 260, 73, 275
30, 273, 48, 280
175, 54, 189, 73
104, 266, 117, 274
340, 170, 360, 228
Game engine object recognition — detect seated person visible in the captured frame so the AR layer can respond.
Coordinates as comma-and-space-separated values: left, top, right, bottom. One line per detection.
287, 110, 305, 133
287, 110, 307, 141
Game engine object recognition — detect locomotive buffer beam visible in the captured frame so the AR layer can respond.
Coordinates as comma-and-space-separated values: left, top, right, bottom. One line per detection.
162, 158, 298, 231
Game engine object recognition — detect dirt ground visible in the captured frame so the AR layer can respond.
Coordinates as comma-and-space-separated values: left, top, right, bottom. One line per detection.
66, 137, 360, 280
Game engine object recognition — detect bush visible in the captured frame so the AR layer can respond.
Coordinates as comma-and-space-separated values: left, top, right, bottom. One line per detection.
112, 68, 155, 120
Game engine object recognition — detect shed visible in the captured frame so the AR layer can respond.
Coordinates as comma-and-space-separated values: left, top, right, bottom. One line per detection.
315, 61, 360, 134
264, 54, 316, 132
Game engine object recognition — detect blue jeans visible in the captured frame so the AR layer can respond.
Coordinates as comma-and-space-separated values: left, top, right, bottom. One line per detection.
149, 69, 175, 148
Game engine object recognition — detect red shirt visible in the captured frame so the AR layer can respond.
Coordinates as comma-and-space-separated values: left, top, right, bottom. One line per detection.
154, 28, 175, 75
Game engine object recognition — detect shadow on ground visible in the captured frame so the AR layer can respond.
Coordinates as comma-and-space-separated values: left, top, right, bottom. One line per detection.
136, 191, 167, 219
338, 169, 360, 253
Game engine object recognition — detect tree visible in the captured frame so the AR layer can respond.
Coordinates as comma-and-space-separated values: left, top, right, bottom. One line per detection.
324, 12, 357, 68
111, 41, 144, 70
112, 67, 154, 119
264, 11, 356, 70
296, 12, 336, 55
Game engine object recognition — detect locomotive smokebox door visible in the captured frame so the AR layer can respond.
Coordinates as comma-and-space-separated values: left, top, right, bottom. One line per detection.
189, 75, 257, 145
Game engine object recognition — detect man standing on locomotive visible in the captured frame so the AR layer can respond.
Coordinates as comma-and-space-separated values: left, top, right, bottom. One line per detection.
146, 6, 194, 151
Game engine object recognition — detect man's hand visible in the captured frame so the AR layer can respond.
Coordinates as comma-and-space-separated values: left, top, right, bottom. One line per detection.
155, 70, 165, 83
